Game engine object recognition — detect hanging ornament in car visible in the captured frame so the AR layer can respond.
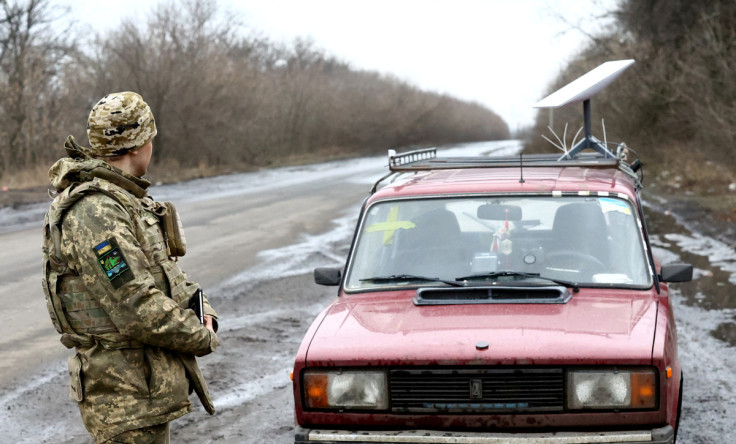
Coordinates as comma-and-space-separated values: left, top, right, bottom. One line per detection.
501, 239, 513, 255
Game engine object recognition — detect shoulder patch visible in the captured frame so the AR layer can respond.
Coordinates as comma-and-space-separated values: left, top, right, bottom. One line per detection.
93, 238, 134, 289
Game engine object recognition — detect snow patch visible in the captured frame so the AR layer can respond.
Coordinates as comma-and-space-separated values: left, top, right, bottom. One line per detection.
665, 232, 736, 285
215, 368, 290, 410
214, 209, 357, 292
672, 289, 736, 442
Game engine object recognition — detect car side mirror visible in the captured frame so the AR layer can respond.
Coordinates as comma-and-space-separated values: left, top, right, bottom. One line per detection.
314, 268, 342, 286
659, 264, 693, 283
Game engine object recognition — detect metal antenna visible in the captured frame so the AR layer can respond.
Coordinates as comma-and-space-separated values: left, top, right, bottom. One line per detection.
542, 123, 568, 153
602, 118, 607, 150
519, 153, 525, 183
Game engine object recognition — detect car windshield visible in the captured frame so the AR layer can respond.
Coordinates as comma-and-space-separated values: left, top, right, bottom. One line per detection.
344, 195, 652, 291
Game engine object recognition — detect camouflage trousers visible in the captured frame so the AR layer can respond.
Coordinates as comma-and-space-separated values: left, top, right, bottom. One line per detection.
105, 422, 170, 444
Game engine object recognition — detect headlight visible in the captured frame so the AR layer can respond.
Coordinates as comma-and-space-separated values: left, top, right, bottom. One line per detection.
567, 369, 657, 409
303, 370, 389, 410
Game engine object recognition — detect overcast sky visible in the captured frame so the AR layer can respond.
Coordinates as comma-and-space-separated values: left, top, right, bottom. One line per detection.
67, 0, 617, 130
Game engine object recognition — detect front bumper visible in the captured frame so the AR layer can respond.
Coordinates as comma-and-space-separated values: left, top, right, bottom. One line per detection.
295, 425, 674, 444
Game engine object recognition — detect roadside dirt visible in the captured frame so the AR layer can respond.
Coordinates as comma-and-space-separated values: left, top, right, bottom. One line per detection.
0, 185, 50, 209
647, 187, 736, 246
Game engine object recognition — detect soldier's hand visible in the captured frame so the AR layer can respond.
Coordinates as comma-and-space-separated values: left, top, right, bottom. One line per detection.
204, 315, 216, 334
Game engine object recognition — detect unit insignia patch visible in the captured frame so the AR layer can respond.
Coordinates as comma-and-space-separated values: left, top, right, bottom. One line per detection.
93, 238, 134, 289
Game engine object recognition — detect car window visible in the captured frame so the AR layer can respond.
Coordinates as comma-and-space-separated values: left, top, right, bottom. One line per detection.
344, 196, 651, 290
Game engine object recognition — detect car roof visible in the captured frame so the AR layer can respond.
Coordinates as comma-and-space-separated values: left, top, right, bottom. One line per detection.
369, 165, 639, 204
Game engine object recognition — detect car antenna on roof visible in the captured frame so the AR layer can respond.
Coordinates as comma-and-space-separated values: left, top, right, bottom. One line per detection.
518, 152, 525, 183
534, 59, 635, 161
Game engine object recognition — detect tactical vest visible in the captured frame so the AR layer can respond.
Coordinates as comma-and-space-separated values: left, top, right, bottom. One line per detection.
42, 177, 188, 350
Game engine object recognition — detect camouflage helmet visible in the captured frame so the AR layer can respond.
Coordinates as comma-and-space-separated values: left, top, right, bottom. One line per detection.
87, 92, 157, 157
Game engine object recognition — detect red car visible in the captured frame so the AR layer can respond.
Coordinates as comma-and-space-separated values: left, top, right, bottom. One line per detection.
292, 61, 691, 443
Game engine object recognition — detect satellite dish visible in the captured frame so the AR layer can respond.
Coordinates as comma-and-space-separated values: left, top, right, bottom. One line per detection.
534, 59, 635, 109
534, 59, 635, 159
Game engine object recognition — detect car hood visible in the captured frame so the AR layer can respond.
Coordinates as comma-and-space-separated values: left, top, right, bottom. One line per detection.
305, 290, 658, 367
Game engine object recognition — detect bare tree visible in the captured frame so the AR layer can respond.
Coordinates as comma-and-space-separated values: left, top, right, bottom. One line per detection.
526, 0, 736, 187
0, 0, 75, 177
0, 0, 510, 184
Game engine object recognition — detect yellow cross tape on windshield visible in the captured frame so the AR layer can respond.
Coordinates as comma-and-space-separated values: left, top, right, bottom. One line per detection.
365, 205, 416, 245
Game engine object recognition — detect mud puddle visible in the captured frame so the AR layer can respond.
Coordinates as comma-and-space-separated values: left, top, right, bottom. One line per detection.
644, 204, 736, 347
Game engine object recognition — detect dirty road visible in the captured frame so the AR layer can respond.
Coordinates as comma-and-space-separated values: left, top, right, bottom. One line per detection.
0, 141, 734, 443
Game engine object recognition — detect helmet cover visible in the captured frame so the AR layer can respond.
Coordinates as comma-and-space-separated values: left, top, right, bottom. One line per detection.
87, 92, 157, 156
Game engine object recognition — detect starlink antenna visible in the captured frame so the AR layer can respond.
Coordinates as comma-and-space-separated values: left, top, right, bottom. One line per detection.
535, 59, 635, 160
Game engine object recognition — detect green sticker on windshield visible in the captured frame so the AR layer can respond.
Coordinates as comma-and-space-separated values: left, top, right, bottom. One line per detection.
365, 205, 416, 245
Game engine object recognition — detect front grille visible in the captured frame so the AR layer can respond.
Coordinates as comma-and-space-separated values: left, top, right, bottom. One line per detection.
390, 368, 564, 413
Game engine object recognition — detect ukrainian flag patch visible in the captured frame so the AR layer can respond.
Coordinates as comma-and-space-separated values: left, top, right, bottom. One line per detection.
93, 238, 134, 289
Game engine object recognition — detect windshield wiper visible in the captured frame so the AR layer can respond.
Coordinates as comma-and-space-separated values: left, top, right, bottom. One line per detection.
360, 274, 465, 287
455, 271, 580, 292
456, 271, 541, 281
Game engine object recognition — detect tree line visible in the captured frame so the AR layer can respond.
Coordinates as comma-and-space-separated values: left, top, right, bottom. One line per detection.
0, 0, 509, 186
524, 0, 736, 190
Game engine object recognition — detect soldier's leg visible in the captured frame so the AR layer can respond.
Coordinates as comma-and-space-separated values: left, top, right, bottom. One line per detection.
106, 422, 170, 444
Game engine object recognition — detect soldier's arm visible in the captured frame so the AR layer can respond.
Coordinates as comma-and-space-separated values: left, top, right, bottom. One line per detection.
61, 194, 217, 356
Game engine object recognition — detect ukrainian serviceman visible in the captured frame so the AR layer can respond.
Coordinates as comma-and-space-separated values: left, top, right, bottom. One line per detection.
41, 92, 219, 443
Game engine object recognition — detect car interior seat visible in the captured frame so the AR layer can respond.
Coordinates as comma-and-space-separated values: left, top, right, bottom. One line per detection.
394, 208, 468, 279
549, 202, 609, 272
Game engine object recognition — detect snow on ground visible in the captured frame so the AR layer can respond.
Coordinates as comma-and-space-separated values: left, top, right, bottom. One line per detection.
664, 233, 736, 285
215, 208, 357, 292
672, 287, 736, 443
0, 201, 48, 234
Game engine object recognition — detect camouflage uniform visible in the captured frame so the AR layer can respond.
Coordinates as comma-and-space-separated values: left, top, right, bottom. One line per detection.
42, 93, 218, 443
108, 423, 170, 444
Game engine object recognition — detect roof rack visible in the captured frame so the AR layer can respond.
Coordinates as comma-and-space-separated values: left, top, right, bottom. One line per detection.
388, 148, 619, 172
371, 146, 642, 194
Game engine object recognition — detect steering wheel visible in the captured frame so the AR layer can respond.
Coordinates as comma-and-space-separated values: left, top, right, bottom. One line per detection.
545, 250, 605, 270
